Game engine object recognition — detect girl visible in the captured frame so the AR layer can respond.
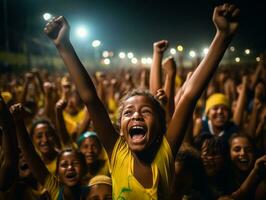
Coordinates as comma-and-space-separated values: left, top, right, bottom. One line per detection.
77, 131, 110, 183
44, 4, 239, 199
11, 104, 88, 200
228, 133, 266, 199
30, 119, 60, 174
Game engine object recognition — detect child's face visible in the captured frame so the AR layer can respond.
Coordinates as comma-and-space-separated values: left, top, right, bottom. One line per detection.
230, 137, 255, 172
58, 152, 83, 187
32, 123, 54, 155
86, 184, 112, 200
120, 95, 160, 153
207, 104, 229, 129
79, 137, 101, 165
18, 151, 31, 178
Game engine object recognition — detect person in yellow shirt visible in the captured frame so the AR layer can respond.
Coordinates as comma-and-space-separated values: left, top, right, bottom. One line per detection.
77, 131, 110, 184
44, 4, 240, 199
30, 119, 59, 174
10, 104, 88, 200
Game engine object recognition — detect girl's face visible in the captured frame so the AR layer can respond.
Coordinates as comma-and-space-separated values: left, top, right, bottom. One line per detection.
58, 152, 83, 187
18, 151, 31, 178
230, 137, 255, 172
32, 123, 54, 155
86, 184, 112, 200
120, 95, 160, 153
79, 137, 101, 165
207, 104, 229, 129
201, 141, 225, 177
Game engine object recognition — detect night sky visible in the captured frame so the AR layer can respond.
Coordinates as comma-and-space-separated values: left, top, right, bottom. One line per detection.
1, 0, 265, 56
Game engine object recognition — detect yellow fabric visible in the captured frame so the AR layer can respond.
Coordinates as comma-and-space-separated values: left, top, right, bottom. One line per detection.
88, 175, 112, 187
205, 93, 230, 114
108, 98, 118, 113
45, 158, 57, 175
111, 136, 174, 200
175, 75, 182, 87
44, 173, 60, 200
63, 108, 86, 135
1, 91, 12, 103
83, 147, 110, 183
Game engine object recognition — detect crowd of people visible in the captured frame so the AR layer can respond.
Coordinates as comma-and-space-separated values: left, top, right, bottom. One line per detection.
0, 3, 266, 200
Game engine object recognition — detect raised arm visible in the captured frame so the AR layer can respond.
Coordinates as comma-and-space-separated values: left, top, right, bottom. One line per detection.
55, 98, 71, 147
229, 155, 266, 200
10, 103, 49, 185
0, 95, 18, 191
166, 4, 240, 155
44, 16, 118, 157
163, 57, 177, 121
233, 76, 248, 127
149, 40, 168, 95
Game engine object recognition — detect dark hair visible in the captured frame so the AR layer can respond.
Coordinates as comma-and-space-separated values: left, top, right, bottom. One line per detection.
118, 89, 166, 134
175, 150, 214, 199
56, 148, 87, 176
29, 118, 56, 138
194, 133, 229, 156
228, 132, 258, 156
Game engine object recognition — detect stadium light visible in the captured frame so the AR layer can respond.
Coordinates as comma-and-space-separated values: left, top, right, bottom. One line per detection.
43, 13, 53, 21
92, 40, 101, 48
75, 26, 88, 38
189, 50, 196, 58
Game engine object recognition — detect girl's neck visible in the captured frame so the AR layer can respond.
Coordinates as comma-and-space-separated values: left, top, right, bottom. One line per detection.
42, 150, 57, 163
87, 161, 100, 175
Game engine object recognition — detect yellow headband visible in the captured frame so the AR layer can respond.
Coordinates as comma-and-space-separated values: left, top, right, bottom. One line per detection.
88, 175, 112, 187
205, 93, 229, 114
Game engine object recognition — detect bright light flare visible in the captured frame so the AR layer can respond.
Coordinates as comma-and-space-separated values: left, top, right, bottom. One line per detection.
119, 52, 126, 59
131, 58, 138, 64
141, 58, 147, 64
230, 46, 235, 52
75, 26, 88, 38
245, 49, 250, 55
146, 57, 152, 64
43, 13, 53, 21
92, 40, 101, 47
203, 48, 209, 56
256, 57, 261, 62
177, 45, 183, 52
127, 52, 134, 59
189, 50, 196, 58
103, 58, 110, 65
170, 48, 176, 55
235, 57, 240, 62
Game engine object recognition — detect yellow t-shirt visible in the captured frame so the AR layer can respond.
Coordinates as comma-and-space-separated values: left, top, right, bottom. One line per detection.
46, 158, 57, 175
111, 136, 174, 200
44, 173, 60, 200
63, 108, 86, 135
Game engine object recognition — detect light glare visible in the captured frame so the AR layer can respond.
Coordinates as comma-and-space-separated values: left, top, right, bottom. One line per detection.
76, 26, 88, 38
92, 40, 101, 47
43, 13, 53, 21
189, 50, 196, 58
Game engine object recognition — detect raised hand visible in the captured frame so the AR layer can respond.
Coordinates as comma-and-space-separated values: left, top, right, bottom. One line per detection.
253, 155, 266, 173
213, 3, 240, 36
155, 88, 167, 106
163, 56, 177, 75
44, 16, 70, 46
9, 103, 24, 122
55, 98, 68, 112
153, 40, 169, 54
